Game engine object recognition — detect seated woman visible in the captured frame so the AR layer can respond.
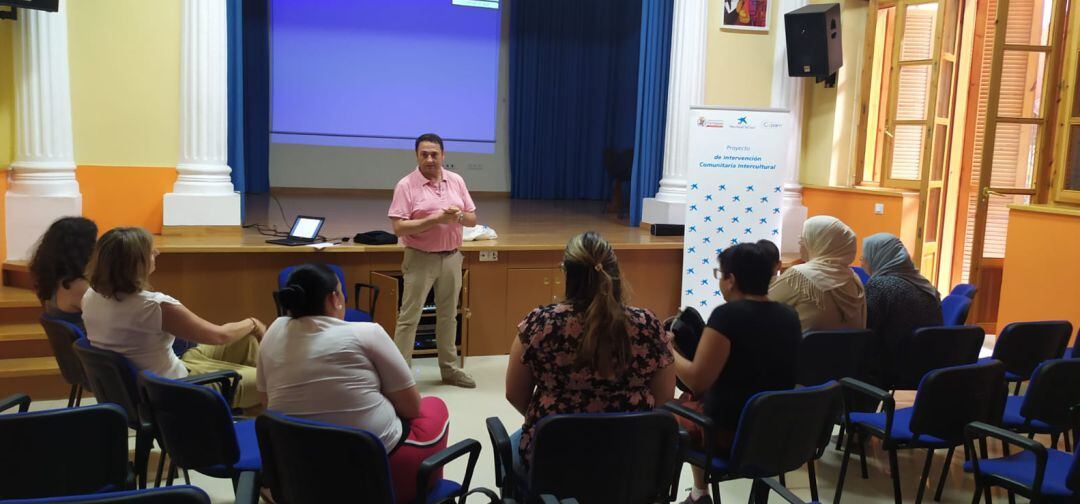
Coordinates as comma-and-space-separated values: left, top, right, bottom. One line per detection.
769, 215, 866, 332
81, 227, 265, 410
861, 233, 943, 387
672, 242, 802, 504
28, 217, 98, 329
505, 231, 676, 470
257, 263, 446, 504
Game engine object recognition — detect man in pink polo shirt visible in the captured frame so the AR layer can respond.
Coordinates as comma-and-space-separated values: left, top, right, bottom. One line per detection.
388, 133, 478, 388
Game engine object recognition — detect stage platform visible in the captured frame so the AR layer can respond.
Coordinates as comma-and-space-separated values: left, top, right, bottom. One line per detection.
147, 192, 684, 357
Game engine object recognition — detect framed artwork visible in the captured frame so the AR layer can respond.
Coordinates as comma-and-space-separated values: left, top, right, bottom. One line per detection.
722, 0, 770, 31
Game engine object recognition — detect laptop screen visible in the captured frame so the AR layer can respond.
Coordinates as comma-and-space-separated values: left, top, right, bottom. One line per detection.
289, 216, 324, 240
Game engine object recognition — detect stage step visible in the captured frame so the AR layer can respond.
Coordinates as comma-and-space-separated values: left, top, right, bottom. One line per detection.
0, 285, 66, 399
2, 261, 32, 290
0, 323, 50, 358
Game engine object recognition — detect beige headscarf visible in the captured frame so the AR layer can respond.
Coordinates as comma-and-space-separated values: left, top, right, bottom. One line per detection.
786, 216, 865, 322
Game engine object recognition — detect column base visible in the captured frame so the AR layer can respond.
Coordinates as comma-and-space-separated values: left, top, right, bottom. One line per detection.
641, 197, 686, 226
5, 192, 82, 261
163, 192, 241, 226
779, 204, 808, 256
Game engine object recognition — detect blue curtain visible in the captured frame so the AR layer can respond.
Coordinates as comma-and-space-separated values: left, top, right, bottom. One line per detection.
227, 0, 271, 197
629, 0, 674, 226
509, 0, 642, 200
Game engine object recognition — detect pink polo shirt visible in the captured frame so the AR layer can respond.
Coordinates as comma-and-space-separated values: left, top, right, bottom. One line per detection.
388, 167, 476, 253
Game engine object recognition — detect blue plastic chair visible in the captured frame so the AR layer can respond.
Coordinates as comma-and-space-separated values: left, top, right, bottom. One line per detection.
136, 372, 259, 500
851, 266, 870, 285
39, 316, 89, 408
835, 360, 1007, 504
277, 264, 379, 322
665, 382, 840, 504
0, 485, 215, 503
0, 403, 132, 500
950, 283, 977, 300
981, 321, 1073, 395
941, 294, 973, 326
256, 411, 494, 504
964, 406, 1080, 503
1000, 358, 1080, 450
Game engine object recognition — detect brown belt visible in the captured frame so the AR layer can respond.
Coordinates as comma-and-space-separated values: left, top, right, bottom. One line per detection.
412, 248, 458, 256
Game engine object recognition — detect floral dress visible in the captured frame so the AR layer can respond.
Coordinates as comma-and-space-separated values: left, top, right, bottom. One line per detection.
516, 303, 673, 468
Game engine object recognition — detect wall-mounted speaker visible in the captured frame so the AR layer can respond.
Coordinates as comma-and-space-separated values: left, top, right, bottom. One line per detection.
784, 3, 842, 86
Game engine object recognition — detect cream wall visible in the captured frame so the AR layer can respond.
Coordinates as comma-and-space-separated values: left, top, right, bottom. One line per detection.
0, 20, 13, 170
67, 0, 181, 167
798, 0, 868, 187
703, 0, 779, 108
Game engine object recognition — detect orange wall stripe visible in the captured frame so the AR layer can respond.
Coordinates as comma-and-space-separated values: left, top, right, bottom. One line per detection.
76, 166, 177, 235
802, 187, 914, 261
997, 208, 1080, 342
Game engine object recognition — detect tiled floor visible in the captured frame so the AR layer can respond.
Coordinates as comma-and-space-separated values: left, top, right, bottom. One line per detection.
30, 352, 1024, 503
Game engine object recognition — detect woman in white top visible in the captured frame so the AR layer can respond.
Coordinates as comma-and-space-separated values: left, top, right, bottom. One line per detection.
257, 263, 449, 504
81, 227, 266, 410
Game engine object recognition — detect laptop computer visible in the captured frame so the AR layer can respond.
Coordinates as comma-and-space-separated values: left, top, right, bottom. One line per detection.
266, 215, 325, 246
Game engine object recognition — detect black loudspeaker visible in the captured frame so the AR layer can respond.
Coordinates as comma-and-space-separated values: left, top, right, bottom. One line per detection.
650, 224, 684, 237
785, 3, 842, 85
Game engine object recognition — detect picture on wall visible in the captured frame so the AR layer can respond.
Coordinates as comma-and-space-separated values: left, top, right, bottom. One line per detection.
722, 0, 770, 31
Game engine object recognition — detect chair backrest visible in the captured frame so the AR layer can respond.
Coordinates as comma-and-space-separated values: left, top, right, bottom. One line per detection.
40, 316, 88, 387
530, 411, 681, 504
72, 338, 141, 426
728, 382, 841, 477
992, 321, 1074, 379
950, 283, 977, 300
256, 411, 394, 504
891, 325, 984, 390
0, 404, 131, 499
851, 266, 869, 285
1, 486, 213, 503
941, 294, 973, 326
1019, 358, 1080, 430
278, 264, 347, 301
795, 330, 869, 386
909, 360, 1006, 443
137, 372, 240, 471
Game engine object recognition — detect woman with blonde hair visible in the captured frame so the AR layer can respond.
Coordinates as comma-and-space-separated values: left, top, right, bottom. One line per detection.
505, 231, 675, 469
769, 215, 867, 332
81, 227, 266, 410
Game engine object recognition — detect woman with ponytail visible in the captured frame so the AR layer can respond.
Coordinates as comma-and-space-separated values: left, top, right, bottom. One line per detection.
505, 231, 675, 470
257, 263, 448, 504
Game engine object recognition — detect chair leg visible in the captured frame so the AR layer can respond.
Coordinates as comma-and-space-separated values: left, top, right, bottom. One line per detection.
778, 472, 786, 486
183, 468, 191, 485
750, 479, 769, 504
858, 431, 869, 479
1007, 491, 1016, 504
836, 423, 846, 450
134, 431, 152, 489
1052, 432, 1061, 450
807, 460, 819, 503
1002, 439, 1011, 457
1012, 381, 1021, 395
970, 485, 982, 504
834, 429, 856, 504
155, 451, 167, 488
167, 460, 177, 486
934, 446, 955, 502
67, 384, 78, 408
888, 448, 902, 504
74, 385, 82, 407
711, 480, 722, 504
915, 448, 934, 504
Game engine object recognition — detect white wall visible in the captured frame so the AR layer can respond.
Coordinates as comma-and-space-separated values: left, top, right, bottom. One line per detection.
269, 4, 512, 192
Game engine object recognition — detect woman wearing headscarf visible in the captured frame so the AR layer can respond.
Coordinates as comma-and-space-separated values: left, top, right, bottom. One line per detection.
769, 216, 866, 332
860, 233, 942, 386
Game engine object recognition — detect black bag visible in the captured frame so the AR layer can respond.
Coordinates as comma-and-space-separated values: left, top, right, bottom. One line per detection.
354, 230, 399, 245
664, 306, 706, 393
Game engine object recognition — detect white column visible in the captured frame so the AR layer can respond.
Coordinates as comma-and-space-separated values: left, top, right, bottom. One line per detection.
163, 0, 240, 226
5, 0, 82, 261
771, 0, 809, 256
641, 0, 707, 225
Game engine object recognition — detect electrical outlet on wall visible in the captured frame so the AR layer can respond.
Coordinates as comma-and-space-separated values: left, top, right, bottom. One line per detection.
874, 203, 885, 215
479, 250, 498, 262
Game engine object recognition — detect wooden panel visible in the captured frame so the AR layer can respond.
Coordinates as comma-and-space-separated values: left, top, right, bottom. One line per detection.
618, 249, 683, 320
969, 258, 1002, 333
464, 252, 509, 356
505, 269, 556, 348
508, 250, 561, 269
370, 272, 400, 339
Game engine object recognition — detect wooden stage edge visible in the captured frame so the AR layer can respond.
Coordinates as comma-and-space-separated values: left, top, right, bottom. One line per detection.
102, 195, 686, 357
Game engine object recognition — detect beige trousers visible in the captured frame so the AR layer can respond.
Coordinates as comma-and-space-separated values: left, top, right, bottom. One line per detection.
181, 334, 260, 409
394, 248, 463, 371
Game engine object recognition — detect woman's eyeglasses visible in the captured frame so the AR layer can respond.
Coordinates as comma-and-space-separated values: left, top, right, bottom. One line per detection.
712, 267, 721, 279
